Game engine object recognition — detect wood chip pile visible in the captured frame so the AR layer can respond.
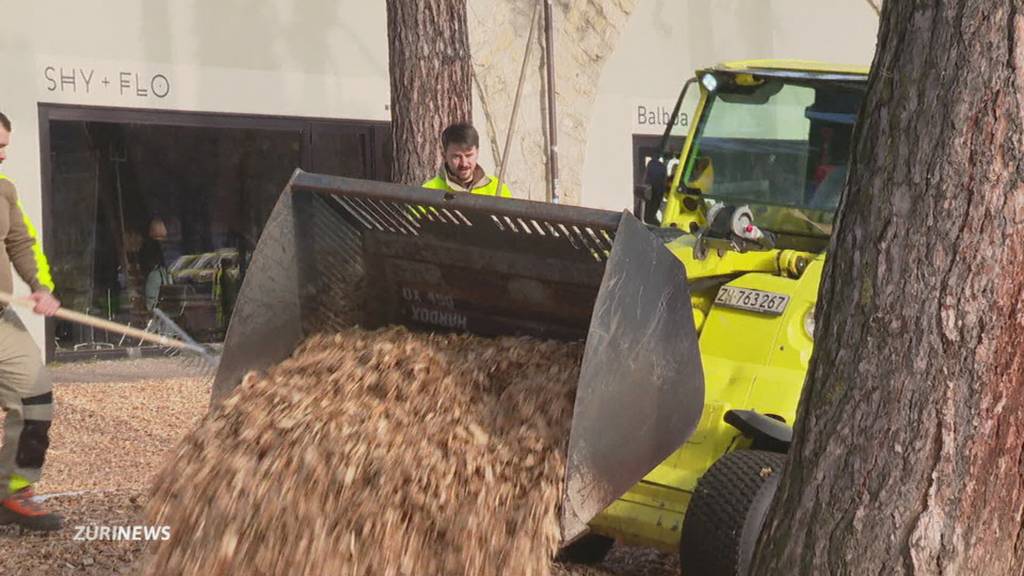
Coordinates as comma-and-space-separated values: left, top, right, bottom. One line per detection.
143, 326, 584, 576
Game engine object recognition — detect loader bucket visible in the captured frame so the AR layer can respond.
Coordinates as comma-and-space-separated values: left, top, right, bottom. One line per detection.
212, 170, 704, 543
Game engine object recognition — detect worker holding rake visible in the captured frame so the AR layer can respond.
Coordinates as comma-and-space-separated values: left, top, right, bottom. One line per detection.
0, 111, 63, 532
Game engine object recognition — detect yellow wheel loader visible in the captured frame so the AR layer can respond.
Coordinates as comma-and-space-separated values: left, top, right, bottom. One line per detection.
212, 60, 868, 575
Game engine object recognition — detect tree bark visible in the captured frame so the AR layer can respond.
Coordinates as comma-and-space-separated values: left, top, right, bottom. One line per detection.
385, 0, 473, 185
751, 3, 1024, 575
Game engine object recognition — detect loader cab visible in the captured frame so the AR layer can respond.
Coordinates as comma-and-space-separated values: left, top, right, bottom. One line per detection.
651, 62, 868, 252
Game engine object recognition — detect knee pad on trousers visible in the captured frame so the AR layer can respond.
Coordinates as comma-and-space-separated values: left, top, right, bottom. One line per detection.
16, 420, 51, 469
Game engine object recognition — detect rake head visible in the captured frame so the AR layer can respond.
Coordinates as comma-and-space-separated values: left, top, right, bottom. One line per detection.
147, 308, 221, 380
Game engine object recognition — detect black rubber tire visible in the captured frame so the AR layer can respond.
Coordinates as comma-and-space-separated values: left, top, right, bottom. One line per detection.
557, 533, 615, 565
678, 450, 786, 576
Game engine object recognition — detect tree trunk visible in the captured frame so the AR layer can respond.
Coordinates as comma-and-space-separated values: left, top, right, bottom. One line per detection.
751, 3, 1024, 575
385, 0, 473, 185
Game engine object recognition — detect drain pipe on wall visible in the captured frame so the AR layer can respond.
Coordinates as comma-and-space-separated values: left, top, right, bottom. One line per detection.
496, 2, 541, 197
543, 0, 560, 204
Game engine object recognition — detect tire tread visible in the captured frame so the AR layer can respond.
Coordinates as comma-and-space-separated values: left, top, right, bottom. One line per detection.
678, 450, 786, 576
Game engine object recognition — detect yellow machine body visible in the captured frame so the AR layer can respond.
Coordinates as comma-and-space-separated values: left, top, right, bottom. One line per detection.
588, 59, 868, 550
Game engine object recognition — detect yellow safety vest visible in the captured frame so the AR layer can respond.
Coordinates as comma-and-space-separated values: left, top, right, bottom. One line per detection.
422, 173, 512, 198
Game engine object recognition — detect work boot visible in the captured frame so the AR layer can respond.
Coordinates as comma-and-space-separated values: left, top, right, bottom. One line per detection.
0, 487, 63, 532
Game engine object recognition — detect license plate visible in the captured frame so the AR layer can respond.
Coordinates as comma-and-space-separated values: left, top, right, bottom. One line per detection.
714, 286, 790, 315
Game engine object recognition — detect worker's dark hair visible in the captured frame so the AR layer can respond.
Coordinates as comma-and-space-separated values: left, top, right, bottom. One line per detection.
0, 112, 10, 132
442, 123, 479, 149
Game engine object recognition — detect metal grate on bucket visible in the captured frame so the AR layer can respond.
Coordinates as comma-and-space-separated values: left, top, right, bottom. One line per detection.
214, 170, 623, 401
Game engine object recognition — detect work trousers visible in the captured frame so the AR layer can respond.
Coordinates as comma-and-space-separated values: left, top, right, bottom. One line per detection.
0, 307, 53, 497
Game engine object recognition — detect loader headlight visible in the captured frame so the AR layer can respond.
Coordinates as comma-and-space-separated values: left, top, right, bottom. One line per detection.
701, 73, 718, 93
803, 306, 815, 339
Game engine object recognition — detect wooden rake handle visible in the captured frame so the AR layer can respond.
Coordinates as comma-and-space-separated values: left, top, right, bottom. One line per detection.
0, 291, 193, 351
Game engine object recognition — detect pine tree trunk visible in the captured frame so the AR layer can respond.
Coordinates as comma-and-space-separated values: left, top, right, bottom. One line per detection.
385, 0, 473, 185
751, 3, 1024, 575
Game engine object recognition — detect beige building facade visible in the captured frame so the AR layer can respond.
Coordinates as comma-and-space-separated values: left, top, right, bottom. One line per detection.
0, 0, 878, 356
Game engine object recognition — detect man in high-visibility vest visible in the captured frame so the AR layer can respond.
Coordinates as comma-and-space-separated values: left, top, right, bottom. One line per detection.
422, 123, 512, 198
0, 112, 63, 531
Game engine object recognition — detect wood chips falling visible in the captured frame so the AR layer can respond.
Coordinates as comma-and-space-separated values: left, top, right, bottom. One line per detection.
143, 326, 584, 576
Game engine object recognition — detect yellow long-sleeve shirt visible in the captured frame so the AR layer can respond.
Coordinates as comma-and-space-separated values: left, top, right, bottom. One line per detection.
0, 175, 54, 294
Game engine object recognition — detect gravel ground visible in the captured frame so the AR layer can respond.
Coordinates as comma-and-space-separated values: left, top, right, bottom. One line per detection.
0, 357, 679, 576
0, 490, 148, 576
0, 359, 208, 575
49, 357, 211, 385
39, 376, 210, 493
554, 547, 679, 575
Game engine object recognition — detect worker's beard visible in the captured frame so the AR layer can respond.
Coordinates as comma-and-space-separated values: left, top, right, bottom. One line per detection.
447, 164, 475, 187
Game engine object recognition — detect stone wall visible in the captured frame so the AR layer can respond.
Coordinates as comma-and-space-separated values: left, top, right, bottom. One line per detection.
468, 0, 638, 204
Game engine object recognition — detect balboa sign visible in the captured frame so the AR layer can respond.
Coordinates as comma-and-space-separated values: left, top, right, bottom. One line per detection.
632, 99, 691, 135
